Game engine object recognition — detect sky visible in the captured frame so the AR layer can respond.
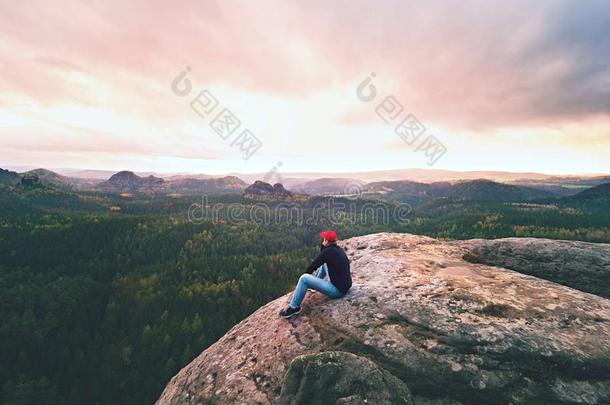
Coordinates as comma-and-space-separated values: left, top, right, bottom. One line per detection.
0, 0, 609, 175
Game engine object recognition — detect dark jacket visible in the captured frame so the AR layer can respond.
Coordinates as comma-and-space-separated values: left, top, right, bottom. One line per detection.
306, 242, 352, 294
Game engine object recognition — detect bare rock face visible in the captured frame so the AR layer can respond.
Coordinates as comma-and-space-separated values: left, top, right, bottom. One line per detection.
455, 237, 610, 299
156, 233, 610, 405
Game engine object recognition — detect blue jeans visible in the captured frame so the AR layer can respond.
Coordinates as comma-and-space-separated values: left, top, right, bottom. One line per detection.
289, 263, 345, 308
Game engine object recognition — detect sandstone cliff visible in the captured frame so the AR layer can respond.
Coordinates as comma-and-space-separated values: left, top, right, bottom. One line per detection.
157, 233, 610, 405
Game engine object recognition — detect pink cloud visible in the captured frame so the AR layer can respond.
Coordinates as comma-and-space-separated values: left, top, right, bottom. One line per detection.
2, 0, 609, 129
0, 0, 609, 172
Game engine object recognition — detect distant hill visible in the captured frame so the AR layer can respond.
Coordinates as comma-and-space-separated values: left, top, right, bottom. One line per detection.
15, 168, 246, 195
5, 168, 247, 195
7, 167, 610, 204
531, 175, 610, 188
166, 176, 247, 194
56, 168, 168, 180
289, 177, 364, 195
0, 176, 104, 215
364, 180, 446, 195
166, 173, 226, 181
97, 171, 165, 193
446, 179, 553, 201
363, 179, 555, 205
22, 168, 75, 191
24, 166, 610, 190
19, 168, 101, 191
362, 180, 444, 206
509, 176, 610, 196
506, 182, 578, 197
234, 168, 561, 183
572, 182, 610, 199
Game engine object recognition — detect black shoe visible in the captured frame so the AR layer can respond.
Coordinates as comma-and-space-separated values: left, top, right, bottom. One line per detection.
279, 306, 301, 318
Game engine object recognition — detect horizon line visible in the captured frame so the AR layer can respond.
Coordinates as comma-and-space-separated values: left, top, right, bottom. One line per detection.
4, 164, 609, 179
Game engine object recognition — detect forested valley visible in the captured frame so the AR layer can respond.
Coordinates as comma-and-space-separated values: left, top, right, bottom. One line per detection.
1, 177, 609, 404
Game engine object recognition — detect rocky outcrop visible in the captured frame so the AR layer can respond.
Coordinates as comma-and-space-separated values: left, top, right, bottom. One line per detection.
20, 173, 41, 187
157, 233, 610, 405
279, 351, 413, 405
244, 180, 294, 200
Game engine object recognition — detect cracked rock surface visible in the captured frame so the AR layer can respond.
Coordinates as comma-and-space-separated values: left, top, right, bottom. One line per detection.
156, 233, 610, 405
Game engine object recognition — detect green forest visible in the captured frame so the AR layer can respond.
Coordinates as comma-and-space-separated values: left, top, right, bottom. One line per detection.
1, 182, 609, 404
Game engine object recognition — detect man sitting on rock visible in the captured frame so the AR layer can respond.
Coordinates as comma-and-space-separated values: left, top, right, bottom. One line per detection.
279, 230, 352, 318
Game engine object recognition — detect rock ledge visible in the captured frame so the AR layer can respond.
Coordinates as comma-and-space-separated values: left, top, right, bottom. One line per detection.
157, 233, 610, 405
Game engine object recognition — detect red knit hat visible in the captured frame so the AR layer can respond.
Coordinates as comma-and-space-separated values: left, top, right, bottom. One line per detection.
320, 230, 338, 242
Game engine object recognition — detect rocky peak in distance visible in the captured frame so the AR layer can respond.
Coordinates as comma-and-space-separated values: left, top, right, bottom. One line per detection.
244, 180, 295, 200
